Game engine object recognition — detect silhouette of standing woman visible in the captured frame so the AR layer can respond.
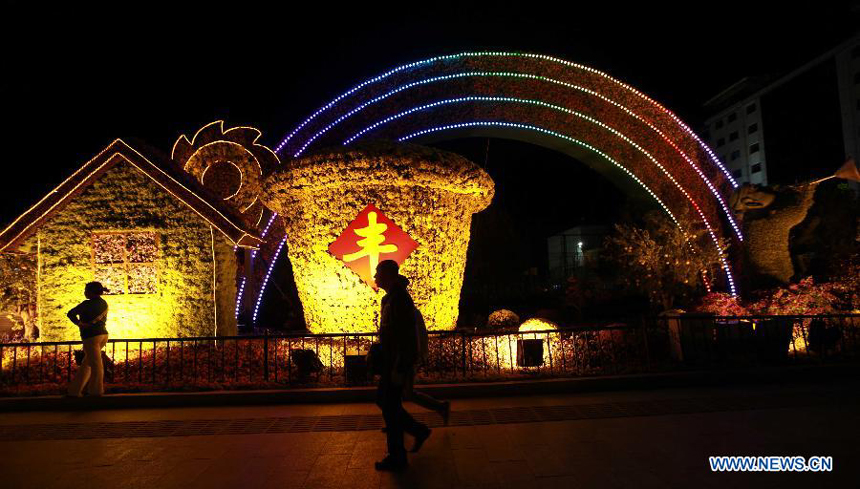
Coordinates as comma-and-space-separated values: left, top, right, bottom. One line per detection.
66, 281, 109, 397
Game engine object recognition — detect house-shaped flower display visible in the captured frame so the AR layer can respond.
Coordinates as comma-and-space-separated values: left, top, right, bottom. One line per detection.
0, 139, 263, 340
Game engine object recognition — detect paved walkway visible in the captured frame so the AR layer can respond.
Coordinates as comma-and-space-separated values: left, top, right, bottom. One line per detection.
1, 380, 857, 488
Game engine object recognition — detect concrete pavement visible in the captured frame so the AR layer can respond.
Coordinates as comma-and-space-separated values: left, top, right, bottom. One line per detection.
1, 379, 857, 488
3, 363, 857, 413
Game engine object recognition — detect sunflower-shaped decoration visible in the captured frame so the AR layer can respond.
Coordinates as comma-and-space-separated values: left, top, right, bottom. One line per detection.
172, 121, 279, 226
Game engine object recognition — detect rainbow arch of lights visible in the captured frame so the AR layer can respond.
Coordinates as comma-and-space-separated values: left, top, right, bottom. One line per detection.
252, 52, 741, 324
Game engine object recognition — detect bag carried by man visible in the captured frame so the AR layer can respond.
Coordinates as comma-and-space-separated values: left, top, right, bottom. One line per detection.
368, 305, 428, 376
414, 306, 428, 362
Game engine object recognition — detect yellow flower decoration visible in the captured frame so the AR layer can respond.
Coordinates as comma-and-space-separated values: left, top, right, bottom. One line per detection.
172, 121, 279, 226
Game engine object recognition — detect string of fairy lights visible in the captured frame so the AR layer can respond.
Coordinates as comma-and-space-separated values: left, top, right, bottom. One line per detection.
234, 277, 246, 319
252, 235, 288, 324
239, 212, 279, 322
293, 74, 741, 240
396, 122, 737, 297
341, 99, 737, 284
340, 95, 741, 243
276, 52, 737, 187
250, 51, 742, 324
276, 53, 470, 153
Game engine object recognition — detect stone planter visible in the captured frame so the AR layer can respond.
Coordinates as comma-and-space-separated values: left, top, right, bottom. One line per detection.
663, 312, 718, 364
263, 142, 494, 334
344, 354, 370, 385
754, 318, 794, 363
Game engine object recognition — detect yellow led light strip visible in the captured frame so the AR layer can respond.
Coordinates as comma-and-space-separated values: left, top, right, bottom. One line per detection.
0, 142, 121, 252
210, 225, 218, 336
173, 121, 275, 230
197, 153, 248, 201
122, 146, 262, 248
173, 120, 274, 175
0, 140, 262, 252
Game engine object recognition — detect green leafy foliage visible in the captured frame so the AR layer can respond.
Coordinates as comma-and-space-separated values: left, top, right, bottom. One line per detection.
603, 210, 729, 311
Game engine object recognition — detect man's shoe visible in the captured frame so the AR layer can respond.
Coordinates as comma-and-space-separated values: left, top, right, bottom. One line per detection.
374, 456, 407, 472
441, 401, 451, 426
411, 428, 431, 453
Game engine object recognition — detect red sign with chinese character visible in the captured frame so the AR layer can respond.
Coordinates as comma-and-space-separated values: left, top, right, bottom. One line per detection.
328, 204, 418, 289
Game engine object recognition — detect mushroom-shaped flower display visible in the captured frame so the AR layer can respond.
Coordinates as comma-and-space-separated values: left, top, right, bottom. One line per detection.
263, 141, 494, 334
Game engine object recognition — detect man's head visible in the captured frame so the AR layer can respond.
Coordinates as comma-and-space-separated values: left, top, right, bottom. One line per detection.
374, 260, 401, 291
84, 281, 107, 299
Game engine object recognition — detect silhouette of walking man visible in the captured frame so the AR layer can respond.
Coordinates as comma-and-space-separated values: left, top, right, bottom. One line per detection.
373, 260, 431, 471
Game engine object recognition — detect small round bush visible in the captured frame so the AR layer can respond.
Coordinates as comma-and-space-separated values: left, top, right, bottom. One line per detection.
487, 309, 520, 329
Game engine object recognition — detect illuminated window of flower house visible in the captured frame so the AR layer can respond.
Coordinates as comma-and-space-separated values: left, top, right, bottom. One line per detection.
92, 232, 158, 294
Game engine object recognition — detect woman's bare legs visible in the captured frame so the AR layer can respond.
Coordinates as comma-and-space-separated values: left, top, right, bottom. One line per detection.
86, 334, 108, 396
67, 334, 108, 397
67, 355, 91, 397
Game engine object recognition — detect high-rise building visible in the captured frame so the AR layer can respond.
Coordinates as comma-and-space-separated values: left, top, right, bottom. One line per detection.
702, 33, 860, 187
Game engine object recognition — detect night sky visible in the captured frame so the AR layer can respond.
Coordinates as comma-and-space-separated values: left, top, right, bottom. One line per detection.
3, 1, 859, 246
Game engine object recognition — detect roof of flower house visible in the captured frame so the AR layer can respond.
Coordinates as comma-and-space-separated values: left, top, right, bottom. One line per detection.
0, 139, 264, 251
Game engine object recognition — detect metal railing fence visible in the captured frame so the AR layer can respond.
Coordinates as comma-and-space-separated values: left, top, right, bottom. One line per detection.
1, 314, 857, 394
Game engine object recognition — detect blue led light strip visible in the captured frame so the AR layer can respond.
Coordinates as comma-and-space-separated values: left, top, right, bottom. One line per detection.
294, 73, 742, 241
235, 278, 246, 319
251, 121, 737, 318
276, 52, 736, 188
398, 121, 737, 296
261, 53, 744, 317
236, 212, 278, 324
252, 212, 279, 259
276, 53, 468, 153
344, 96, 742, 242
252, 236, 288, 324
295, 72, 488, 157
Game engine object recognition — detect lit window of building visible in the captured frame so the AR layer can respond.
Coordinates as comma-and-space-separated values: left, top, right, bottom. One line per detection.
93, 232, 159, 294
702, 34, 860, 188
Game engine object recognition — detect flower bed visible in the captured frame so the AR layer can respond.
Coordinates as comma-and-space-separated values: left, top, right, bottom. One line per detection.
1, 315, 857, 397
